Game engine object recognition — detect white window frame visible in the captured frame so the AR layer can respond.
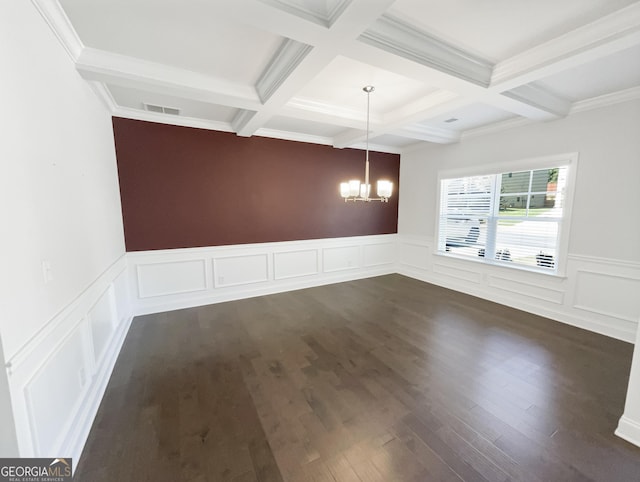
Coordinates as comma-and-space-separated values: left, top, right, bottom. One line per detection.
435, 153, 579, 277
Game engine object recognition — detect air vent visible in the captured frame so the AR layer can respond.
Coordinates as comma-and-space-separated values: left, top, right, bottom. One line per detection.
144, 103, 180, 116
444, 117, 459, 123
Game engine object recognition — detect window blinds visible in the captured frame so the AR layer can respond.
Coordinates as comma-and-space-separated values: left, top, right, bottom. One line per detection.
438, 166, 569, 271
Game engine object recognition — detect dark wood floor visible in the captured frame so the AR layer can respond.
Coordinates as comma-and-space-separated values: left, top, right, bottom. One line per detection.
74, 275, 640, 481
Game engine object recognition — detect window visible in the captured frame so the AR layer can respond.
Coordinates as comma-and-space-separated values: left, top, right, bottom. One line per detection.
437, 156, 575, 274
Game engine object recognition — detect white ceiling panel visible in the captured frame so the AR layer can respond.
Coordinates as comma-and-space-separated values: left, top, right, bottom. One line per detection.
294, 56, 439, 117
60, 0, 283, 84
417, 103, 517, 132
536, 45, 640, 102
389, 0, 638, 62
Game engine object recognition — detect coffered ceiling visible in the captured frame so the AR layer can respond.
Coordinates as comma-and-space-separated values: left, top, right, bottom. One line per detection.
36, 0, 640, 153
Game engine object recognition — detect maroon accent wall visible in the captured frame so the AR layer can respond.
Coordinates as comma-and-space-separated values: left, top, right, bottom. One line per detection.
112, 118, 400, 251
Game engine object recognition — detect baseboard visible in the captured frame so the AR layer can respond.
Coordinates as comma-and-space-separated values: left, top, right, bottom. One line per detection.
616, 416, 640, 447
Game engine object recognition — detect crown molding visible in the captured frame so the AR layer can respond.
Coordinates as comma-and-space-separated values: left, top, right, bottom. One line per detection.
256, 38, 313, 103
111, 105, 403, 153
358, 14, 493, 88
328, 137, 402, 154
344, 140, 403, 155
362, 142, 403, 155
257, 0, 351, 28
113, 108, 234, 133
232, 109, 258, 135
491, 3, 640, 90
570, 85, 640, 114
31, 0, 84, 62
76, 48, 261, 111
254, 127, 334, 146
108, 112, 402, 154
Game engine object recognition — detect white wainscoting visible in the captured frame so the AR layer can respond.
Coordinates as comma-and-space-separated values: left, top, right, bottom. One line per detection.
397, 235, 640, 343
5, 255, 132, 464
128, 235, 398, 316
137, 258, 208, 298
213, 254, 269, 287
7, 233, 638, 467
273, 249, 319, 280
323, 245, 360, 273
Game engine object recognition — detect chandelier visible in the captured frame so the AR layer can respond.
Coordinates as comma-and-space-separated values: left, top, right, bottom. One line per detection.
339, 86, 393, 202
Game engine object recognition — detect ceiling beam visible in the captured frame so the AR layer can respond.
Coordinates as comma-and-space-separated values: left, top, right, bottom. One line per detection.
500, 84, 572, 118
233, 0, 397, 137
40, 0, 640, 150
76, 48, 261, 111
344, 40, 567, 122
256, 39, 314, 103
491, 2, 640, 91
358, 13, 494, 87
393, 124, 460, 144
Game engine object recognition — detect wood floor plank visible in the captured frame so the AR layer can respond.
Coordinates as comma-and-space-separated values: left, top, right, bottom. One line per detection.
73, 275, 640, 481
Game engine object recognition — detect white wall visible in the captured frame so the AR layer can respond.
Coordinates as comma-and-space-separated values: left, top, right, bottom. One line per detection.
0, 1, 130, 462
398, 100, 640, 342
617, 321, 640, 448
0, 336, 18, 457
3, 0, 639, 462
398, 101, 640, 448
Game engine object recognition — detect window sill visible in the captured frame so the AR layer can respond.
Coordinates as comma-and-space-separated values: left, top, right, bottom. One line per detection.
433, 250, 568, 279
